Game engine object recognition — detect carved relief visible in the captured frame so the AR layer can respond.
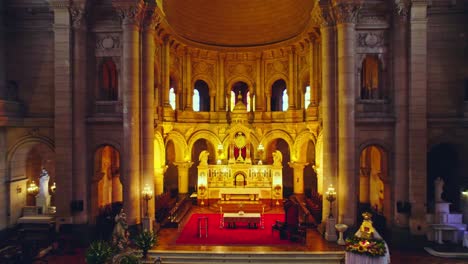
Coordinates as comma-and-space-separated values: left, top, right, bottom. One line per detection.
333, 1, 362, 24
226, 63, 254, 79
114, 1, 145, 26
95, 33, 121, 57
193, 61, 215, 77
310, 4, 334, 26
358, 32, 384, 48
266, 60, 288, 78
70, 6, 86, 29
143, 10, 162, 29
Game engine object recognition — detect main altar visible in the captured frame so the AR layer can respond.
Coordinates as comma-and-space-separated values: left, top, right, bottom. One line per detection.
196, 129, 283, 206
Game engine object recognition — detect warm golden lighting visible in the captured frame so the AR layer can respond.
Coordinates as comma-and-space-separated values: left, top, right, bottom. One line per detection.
142, 184, 153, 201
27, 181, 39, 195
257, 143, 264, 164
50, 182, 57, 194
326, 184, 337, 218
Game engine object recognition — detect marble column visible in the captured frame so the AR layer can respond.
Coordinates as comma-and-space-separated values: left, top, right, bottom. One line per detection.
51, 2, 73, 220
289, 162, 308, 196
393, 2, 410, 228
114, 0, 144, 225
408, 1, 428, 234
287, 48, 297, 110
142, 10, 159, 222
334, 0, 361, 226
71, 5, 88, 224
174, 162, 193, 196
315, 4, 337, 225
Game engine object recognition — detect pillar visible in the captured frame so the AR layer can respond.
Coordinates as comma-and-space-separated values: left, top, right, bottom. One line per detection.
217, 53, 226, 111
174, 162, 193, 196
315, 4, 337, 225
162, 37, 171, 109
255, 54, 265, 111
0, 128, 6, 230
289, 162, 308, 196
287, 48, 297, 110
309, 39, 316, 107
51, 1, 73, 220
154, 167, 165, 195
408, 0, 428, 234
114, 0, 144, 225
334, 0, 361, 226
184, 48, 193, 111
142, 10, 159, 222
0, 1, 5, 98
393, 1, 410, 228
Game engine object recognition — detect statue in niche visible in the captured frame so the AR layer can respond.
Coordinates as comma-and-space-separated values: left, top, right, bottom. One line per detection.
199, 150, 210, 166
39, 167, 50, 197
434, 177, 445, 203
272, 150, 282, 167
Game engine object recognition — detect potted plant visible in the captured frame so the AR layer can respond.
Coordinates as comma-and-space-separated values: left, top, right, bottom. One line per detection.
85, 240, 114, 264
134, 230, 157, 259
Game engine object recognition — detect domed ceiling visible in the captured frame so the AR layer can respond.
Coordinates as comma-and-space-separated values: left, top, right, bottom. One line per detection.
162, 0, 316, 47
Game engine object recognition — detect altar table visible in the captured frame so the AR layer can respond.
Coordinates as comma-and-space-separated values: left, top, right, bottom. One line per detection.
223, 213, 261, 228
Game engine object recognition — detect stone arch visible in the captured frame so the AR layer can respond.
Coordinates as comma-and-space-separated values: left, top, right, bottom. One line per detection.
265, 73, 289, 94
192, 75, 216, 96
165, 131, 188, 162
293, 130, 317, 163
187, 130, 222, 160
260, 129, 294, 160
225, 76, 254, 94
154, 132, 166, 169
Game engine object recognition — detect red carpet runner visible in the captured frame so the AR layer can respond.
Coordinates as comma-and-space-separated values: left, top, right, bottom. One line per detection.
176, 213, 294, 245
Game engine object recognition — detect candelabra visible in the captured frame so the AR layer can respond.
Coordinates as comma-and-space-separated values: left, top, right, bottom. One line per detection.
142, 184, 154, 217
198, 185, 206, 206
325, 184, 336, 218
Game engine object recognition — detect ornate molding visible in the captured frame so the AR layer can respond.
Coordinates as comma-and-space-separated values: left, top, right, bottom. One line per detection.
48, 0, 71, 10
70, 6, 86, 29
357, 31, 384, 48
394, 0, 410, 19
143, 8, 162, 30
113, 0, 145, 27
96, 33, 121, 50
332, 0, 363, 24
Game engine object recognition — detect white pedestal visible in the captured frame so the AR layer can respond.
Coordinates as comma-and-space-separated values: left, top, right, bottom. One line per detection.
36, 194, 50, 214
142, 217, 153, 232
325, 217, 337, 241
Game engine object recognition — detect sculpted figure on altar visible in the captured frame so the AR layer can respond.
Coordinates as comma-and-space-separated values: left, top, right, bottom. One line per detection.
39, 167, 50, 197
272, 150, 282, 167
199, 150, 210, 166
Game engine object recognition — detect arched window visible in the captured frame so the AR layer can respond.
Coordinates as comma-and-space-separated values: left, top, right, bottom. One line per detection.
230, 81, 249, 111
304, 85, 311, 109
194, 80, 210, 111
361, 55, 381, 100
169, 87, 176, 110
271, 79, 287, 112
246, 91, 255, 112
100, 58, 118, 101
193, 89, 200, 112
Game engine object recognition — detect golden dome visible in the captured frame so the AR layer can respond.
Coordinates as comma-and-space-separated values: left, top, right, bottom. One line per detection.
163, 0, 316, 47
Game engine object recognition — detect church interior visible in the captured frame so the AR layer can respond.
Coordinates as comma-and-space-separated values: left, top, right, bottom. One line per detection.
0, 0, 467, 263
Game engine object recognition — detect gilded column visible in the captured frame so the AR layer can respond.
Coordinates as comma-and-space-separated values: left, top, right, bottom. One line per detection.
71, 5, 88, 224
142, 8, 160, 221
174, 162, 193, 196
309, 40, 315, 107
114, 0, 144, 225
334, 0, 361, 226
288, 48, 297, 110
393, 1, 410, 228
51, 0, 73, 220
312, 3, 337, 225
289, 162, 308, 197
408, 0, 428, 234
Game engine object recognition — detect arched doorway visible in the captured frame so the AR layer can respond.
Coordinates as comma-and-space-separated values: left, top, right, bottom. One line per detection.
267, 138, 292, 197
164, 140, 178, 196
427, 143, 460, 212
189, 139, 215, 193
91, 145, 121, 226
359, 145, 388, 234
303, 140, 317, 197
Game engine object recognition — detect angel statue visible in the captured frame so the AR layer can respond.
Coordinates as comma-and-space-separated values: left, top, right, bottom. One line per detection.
199, 150, 210, 166
272, 150, 283, 167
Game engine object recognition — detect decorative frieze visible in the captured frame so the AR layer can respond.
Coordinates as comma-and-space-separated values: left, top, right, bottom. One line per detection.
192, 61, 215, 78
226, 63, 254, 80
95, 33, 121, 57
333, 0, 363, 24
357, 31, 384, 48
265, 60, 288, 78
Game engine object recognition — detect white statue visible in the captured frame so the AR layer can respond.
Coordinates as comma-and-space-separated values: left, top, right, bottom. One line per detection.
112, 209, 129, 250
199, 150, 209, 166
435, 177, 445, 202
39, 167, 50, 197
272, 150, 282, 166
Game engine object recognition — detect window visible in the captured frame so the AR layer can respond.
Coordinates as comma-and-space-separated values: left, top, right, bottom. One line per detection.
361, 55, 380, 100
169, 87, 176, 110
271, 79, 287, 112
230, 81, 249, 111
100, 58, 118, 101
193, 89, 200, 112
282, 89, 288, 111
304, 85, 311, 108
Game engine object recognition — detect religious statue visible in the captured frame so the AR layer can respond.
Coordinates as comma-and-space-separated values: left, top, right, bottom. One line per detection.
434, 177, 445, 203
39, 167, 50, 197
272, 150, 282, 166
199, 150, 209, 166
112, 209, 129, 251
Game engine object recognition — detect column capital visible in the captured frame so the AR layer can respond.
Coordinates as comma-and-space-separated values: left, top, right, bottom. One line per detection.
113, 0, 145, 27
143, 7, 162, 30
174, 161, 194, 169
70, 5, 87, 29
311, 3, 335, 27
288, 161, 309, 169
332, 0, 363, 25
394, 0, 410, 20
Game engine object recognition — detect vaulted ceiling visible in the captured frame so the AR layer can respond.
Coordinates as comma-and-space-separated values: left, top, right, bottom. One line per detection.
162, 0, 316, 47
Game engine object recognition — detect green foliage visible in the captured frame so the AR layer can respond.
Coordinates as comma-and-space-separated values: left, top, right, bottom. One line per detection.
119, 254, 141, 264
134, 230, 158, 252
345, 235, 387, 257
85, 240, 115, 264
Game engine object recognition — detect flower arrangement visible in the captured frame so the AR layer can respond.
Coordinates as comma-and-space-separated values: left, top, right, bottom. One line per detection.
345, 235, 386, 257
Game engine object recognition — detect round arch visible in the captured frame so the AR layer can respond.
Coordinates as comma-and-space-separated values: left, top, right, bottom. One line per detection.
225, 76, 254, 94
260, 129, 294, 158
265, 74, 289, 93
165, 131, 188, 162
293, 130, 317, 163
187, 130, 222, 160
192, 75, 216, 95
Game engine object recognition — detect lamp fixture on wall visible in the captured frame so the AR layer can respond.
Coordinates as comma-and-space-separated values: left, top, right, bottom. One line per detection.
27, 180, 39, 196
325, 184, 336, 218
142, 184, 153, 217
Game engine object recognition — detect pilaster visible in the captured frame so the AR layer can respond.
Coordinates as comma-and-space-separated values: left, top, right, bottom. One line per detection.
287, 48, 297, 110
217, 53, 226, 111
184, 48, 193, 111
408, 0, 428, 234
162, 37, 171, 109
289, 162, 309, 195
174, 162, 193, 195
51, 0, 73, 220
71, 4, 88, 224
334, 0, 361, 227
113, 0, 145, 225
154, 167, 166, 195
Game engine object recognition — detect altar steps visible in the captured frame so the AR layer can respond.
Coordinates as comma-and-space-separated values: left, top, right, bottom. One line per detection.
144, 250, 345, 264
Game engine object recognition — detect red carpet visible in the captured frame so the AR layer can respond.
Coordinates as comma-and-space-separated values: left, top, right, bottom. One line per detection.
176, 213, 294, 245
